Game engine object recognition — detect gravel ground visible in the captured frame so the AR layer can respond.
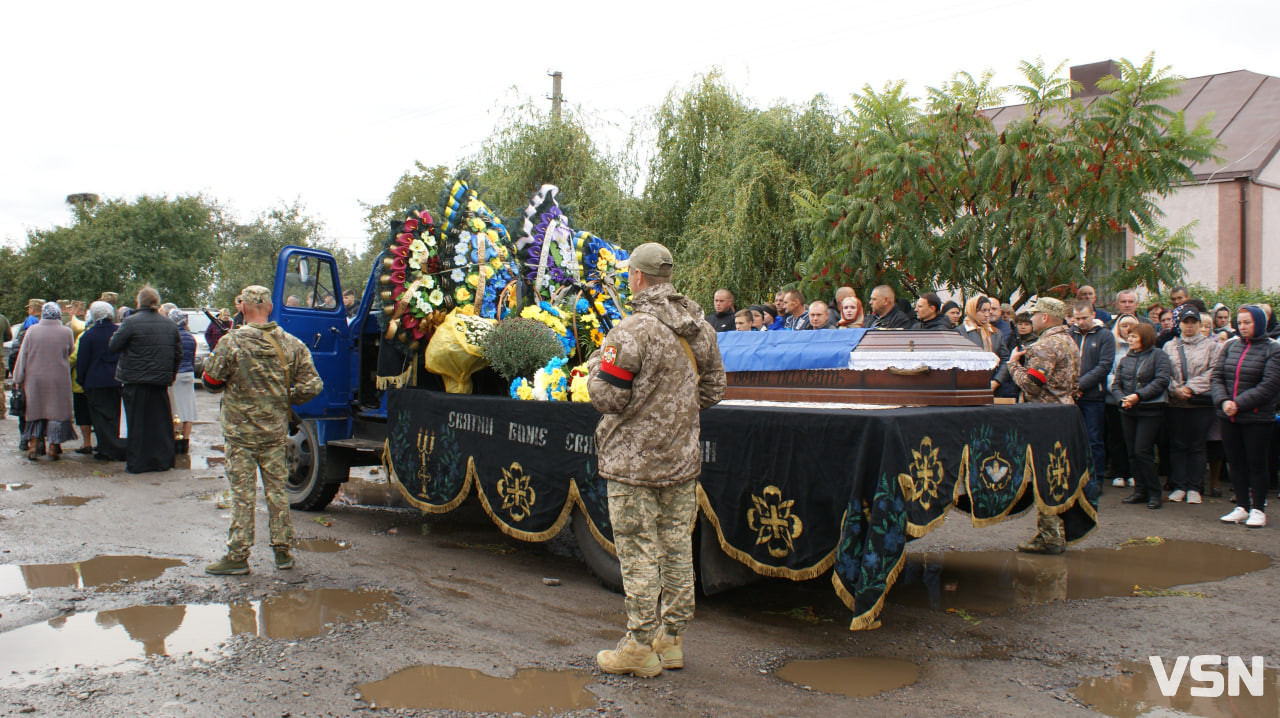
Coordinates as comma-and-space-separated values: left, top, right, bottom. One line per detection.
1, 388, 1277, 717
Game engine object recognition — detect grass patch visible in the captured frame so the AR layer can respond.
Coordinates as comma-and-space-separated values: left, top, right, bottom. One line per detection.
1131, 585, 1206, 598
763, 606, 832, 624
946, 608, 983, 625
1120, 536, 1165, 546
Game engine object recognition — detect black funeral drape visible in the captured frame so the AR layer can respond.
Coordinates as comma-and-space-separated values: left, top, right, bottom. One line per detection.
385, 389, 1096, 629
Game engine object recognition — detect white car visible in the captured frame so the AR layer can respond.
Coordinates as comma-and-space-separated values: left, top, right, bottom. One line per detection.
180, 309, 213, 382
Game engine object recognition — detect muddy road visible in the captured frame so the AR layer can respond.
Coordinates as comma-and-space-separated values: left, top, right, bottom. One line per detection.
1, 389, 1278, 717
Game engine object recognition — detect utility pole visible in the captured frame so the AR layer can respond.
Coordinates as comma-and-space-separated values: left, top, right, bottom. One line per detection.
548, 70, 563, 122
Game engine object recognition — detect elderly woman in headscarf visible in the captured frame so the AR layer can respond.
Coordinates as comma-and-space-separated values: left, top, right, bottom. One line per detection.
168, 308, 198, 453
13, 302, 75, 460
958, 295, 1012, 396
76, 301, 126, 461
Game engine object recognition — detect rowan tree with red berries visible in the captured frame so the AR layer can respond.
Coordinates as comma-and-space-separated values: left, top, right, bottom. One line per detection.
798, 55, 1219, 308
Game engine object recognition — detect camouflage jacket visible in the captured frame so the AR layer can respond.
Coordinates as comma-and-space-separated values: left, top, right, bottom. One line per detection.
588, 283, 726, 487
202, 322, 324, 447
1010, 324, 1080, 404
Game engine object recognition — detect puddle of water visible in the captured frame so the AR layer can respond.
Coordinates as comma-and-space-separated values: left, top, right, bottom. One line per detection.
357, 665, 596, 713
334, 477, 406, 508
35, 496, 100, 507
892, 540, 1272, 613
2, 483, 32, 491
0, 556, 185, 594
294, 538, 352, 553
776, 656, 920, 697
1075, 660, 1280, 718
0, 588, 397, 687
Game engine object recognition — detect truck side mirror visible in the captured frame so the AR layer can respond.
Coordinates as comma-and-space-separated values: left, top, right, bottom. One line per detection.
299, 258, 311, 285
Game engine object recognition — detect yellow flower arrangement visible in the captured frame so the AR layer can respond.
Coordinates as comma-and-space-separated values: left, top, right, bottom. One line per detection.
455, 287, 471, 303
570, 365, 590, 402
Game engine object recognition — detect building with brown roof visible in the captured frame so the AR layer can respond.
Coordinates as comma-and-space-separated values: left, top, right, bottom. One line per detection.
984, 60, 1280, 291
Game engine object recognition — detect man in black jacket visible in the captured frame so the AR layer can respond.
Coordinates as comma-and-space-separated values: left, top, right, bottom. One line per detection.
912, 293, 951, 330
704, 289, 736, 332
1070, 301, 1115, 495
865, 285, 911, 330
109, 286, 182, 473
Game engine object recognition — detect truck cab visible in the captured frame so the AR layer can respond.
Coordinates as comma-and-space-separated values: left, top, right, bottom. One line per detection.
272, 246, 388, 509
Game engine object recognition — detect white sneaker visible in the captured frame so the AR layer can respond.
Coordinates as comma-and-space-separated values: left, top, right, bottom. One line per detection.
1186, 491, 1202, 505
1127, 478, 1135, 487
1168, 490, 1186, 503
1246, 510, 1267, 528
1112, 477, 1126, 488
1221, 507, 1250, 523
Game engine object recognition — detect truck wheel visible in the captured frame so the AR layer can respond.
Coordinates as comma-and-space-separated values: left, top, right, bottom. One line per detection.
286, 418, 340, 511
573, 510, 623, 593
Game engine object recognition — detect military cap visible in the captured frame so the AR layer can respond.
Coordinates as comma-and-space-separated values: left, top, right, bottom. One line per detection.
629, 242, 674, 278
241, 285, 272, 305
1030, 297, 1067, 319
99, 291, 119, 304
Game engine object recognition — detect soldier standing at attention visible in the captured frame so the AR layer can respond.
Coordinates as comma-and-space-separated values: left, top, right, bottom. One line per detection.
1008, 297, 1080, 554
587, 243, 726, 677
202, 286, 323, 575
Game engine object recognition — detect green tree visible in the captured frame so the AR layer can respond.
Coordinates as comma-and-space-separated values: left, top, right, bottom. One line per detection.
14, 194, 228, 312
359, 162, 454, 261
209, 201, 360, 309
467, 102, 639, 246
641, 70, 750, 256
676, 97, 844, 305
799, 56, 1219, 307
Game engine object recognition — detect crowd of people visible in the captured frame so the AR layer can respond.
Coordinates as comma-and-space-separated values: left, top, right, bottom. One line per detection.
1, 288, 221, 474
705, 284, 1280, 528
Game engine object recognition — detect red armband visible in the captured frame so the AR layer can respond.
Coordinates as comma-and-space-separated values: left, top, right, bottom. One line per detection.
202, 372, 224, 388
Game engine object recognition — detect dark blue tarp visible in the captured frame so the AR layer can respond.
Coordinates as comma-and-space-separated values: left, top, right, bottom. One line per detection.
715, 329, 868, 372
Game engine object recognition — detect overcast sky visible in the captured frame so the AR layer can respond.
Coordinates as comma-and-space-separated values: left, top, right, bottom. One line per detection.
2, 0, 1276, 253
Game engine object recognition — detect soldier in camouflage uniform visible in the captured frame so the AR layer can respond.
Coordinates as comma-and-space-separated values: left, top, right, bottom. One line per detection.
1009, 296, 1081, 554
202, 285, 323, 575
587, 243, 726, 677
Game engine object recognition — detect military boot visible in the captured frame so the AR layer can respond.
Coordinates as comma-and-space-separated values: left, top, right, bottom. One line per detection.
596, 634, 662, 678
1016, 512, 1066, 555
274, 549, 294, 570
205, 555, 250, 575
652, 627, 683, 669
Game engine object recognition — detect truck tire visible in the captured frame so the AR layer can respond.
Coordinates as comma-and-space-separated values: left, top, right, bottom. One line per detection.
286, 417, 340, 511
573, 510, 623, 593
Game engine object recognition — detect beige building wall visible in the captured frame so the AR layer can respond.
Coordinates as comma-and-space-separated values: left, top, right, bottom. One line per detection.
1149, 184, 1220, 287
1262, 185, 1280, 289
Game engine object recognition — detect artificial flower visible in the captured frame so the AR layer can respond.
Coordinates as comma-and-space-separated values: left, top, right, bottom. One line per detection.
429, 289, 444, 305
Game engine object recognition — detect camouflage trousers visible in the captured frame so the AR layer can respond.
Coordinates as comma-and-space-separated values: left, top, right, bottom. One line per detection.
607, 479, 697, 645
224, 441, 293, 560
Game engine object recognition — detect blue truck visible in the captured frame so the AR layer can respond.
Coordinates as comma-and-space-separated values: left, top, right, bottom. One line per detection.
266, 244, 763, 593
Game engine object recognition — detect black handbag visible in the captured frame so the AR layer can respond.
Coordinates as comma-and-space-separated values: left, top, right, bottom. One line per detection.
1177, 344, 1213, 406
8, 386, 24, 416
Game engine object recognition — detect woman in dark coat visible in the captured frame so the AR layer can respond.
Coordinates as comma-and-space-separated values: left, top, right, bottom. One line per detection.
12, 303, 75, 460
108, 286, 182, 473
1212, 305, 1280, 528
76, 301, 126, 461
1112, 323, 1172, 509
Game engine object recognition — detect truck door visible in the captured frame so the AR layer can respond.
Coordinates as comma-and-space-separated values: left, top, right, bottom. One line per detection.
272, 246, 351, 419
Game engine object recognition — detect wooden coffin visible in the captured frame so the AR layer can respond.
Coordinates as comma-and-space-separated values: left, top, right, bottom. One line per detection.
724, 330, 997, 406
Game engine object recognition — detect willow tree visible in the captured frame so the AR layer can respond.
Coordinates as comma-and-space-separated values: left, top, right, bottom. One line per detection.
641, 70, 751, 258
799, 55, 1219, 307
467, 103, 639, 246
677, 97, 844, 305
